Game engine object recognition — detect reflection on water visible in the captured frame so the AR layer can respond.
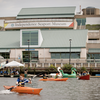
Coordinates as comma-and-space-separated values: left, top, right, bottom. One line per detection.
0, 77, 100, 100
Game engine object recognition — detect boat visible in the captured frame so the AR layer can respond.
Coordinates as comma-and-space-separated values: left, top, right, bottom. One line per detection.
3, 86, 42, 94
50, 67, 77, 78
95, 74, 100, 76
78, 75, 90, 80
60, 67, 77, 78
50, 67, 63, 78
39, 78, 68, 81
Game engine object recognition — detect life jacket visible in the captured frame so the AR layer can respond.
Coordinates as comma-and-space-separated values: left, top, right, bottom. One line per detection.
17, 78, 26, 87
43, 76, 47, 79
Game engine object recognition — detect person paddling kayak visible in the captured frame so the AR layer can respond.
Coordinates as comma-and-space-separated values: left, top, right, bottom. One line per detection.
55, 73, 59, 79
16, 74, 32, 87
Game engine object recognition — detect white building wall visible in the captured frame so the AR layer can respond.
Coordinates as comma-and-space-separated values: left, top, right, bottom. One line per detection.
10, 49, 25, 59
86, 17, 100, 25
74, 19, 77, 29
35, 48, 51, 59
80, 48, 87, 59
0, 20, 4, 27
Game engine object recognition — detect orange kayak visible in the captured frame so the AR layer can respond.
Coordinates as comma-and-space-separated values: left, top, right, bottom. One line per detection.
3, 86, 42, 95
39, 78, 68, 81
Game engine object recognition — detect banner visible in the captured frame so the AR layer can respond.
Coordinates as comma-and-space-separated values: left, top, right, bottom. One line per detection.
4, 22, 73, 28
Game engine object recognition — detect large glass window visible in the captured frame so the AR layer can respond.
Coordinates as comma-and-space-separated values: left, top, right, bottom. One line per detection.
51, 52, 80, 59
91, 9, 94, 15
0, 53, 10, 59
87, 54, 100, 59
76, 19, 86, 26
23, 51, 38, 62
86, 8, 95, 15
86, 9, 90, 15
22, 30, 38, 46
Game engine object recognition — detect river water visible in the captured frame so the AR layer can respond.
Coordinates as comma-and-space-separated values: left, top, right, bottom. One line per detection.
0, 77, 100, 100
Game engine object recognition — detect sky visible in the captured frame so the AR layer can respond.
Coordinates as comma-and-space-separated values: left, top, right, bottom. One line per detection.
0, 0, 100, 17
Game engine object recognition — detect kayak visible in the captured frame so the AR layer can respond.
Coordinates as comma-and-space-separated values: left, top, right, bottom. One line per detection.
3, 86, 42, 94
39, 78, 68, 81
78, 75, 90, 80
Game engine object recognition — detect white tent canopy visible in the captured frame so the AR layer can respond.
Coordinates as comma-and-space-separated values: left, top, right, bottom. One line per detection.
4, 61, 24, 67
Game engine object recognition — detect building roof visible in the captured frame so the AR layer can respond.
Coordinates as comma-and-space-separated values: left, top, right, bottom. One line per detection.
17, 6, 76, 19
0, 31, 20, 48
0, 29, 87, 49
41, 29, 87, 48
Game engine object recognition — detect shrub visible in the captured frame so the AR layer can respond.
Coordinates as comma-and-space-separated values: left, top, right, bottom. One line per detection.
81, 67, 87, 71
62, 64, 72, 70
49, 64, 56, 70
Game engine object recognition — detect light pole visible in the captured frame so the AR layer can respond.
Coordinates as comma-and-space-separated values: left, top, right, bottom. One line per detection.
27, 39, 30, 67
69, 39, 72, 65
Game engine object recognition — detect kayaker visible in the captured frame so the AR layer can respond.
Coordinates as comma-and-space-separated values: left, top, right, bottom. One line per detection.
82, 71, 86, 76
24, 69, 28, 77
43, 73, 47, 79
16, 74, 32, 87
55, 73, 59, 79
86, 71, 89, 75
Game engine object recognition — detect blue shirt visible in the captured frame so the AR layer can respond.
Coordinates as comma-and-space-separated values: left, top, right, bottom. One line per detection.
17, 78, 29, 86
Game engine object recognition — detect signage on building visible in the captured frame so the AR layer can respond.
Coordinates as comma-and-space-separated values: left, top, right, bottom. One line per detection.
4, 22, 74, 28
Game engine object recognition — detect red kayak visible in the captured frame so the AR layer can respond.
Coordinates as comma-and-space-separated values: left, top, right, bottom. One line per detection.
4, 86, 42, 94
39, 78, 68, 81
78, 75, 90, 80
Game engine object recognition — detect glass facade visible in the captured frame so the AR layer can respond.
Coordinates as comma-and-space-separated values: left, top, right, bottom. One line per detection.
23, 51, 38, 62
86, 8, 95, 15
51, 52, 80, 59
0, 53, 10, 59
22, 30, 38, 46
87, 54, 100, 59
76, 19, 86, 26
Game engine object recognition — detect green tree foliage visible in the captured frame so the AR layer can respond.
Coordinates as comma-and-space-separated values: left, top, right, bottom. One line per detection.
49, 64, 56, 70
86, 24, 100, 30
62, 64, 72, 70
0, 26, 2, 30
81, 67, 87, 71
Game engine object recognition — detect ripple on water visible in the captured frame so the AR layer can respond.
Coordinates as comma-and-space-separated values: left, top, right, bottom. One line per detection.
0, 77, 100, 100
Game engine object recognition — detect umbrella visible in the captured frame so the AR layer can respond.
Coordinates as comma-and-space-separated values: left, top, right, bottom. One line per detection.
4, 61, 24, 67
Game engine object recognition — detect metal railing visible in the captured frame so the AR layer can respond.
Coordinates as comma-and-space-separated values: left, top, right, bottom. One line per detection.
1, 58, 100, 68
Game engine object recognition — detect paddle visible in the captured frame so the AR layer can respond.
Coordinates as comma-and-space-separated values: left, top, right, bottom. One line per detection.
8, 81, 27, 91
8, 75, 37, 91
8, 86, 15, 91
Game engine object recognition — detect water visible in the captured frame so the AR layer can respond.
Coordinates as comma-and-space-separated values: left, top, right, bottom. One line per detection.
0, 77, 100, 100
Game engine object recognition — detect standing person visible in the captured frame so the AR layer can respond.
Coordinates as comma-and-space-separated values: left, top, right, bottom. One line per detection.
16, 74, 32, 87
24, 69, 28, 77
6, 59, 8, 64
15, 70, 19, 75
8, 68, 10, 75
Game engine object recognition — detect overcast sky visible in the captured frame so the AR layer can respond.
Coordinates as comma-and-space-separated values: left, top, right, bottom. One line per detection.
0, 0, 100, 17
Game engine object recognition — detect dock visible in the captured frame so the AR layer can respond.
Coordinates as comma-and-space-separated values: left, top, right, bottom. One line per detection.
90, 76, 100, 78
0, 74, 100, 78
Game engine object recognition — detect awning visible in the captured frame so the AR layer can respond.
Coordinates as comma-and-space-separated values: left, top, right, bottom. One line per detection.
88, 49, 100, 53
49, 48, 81, 52
0, 49, 10, 53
